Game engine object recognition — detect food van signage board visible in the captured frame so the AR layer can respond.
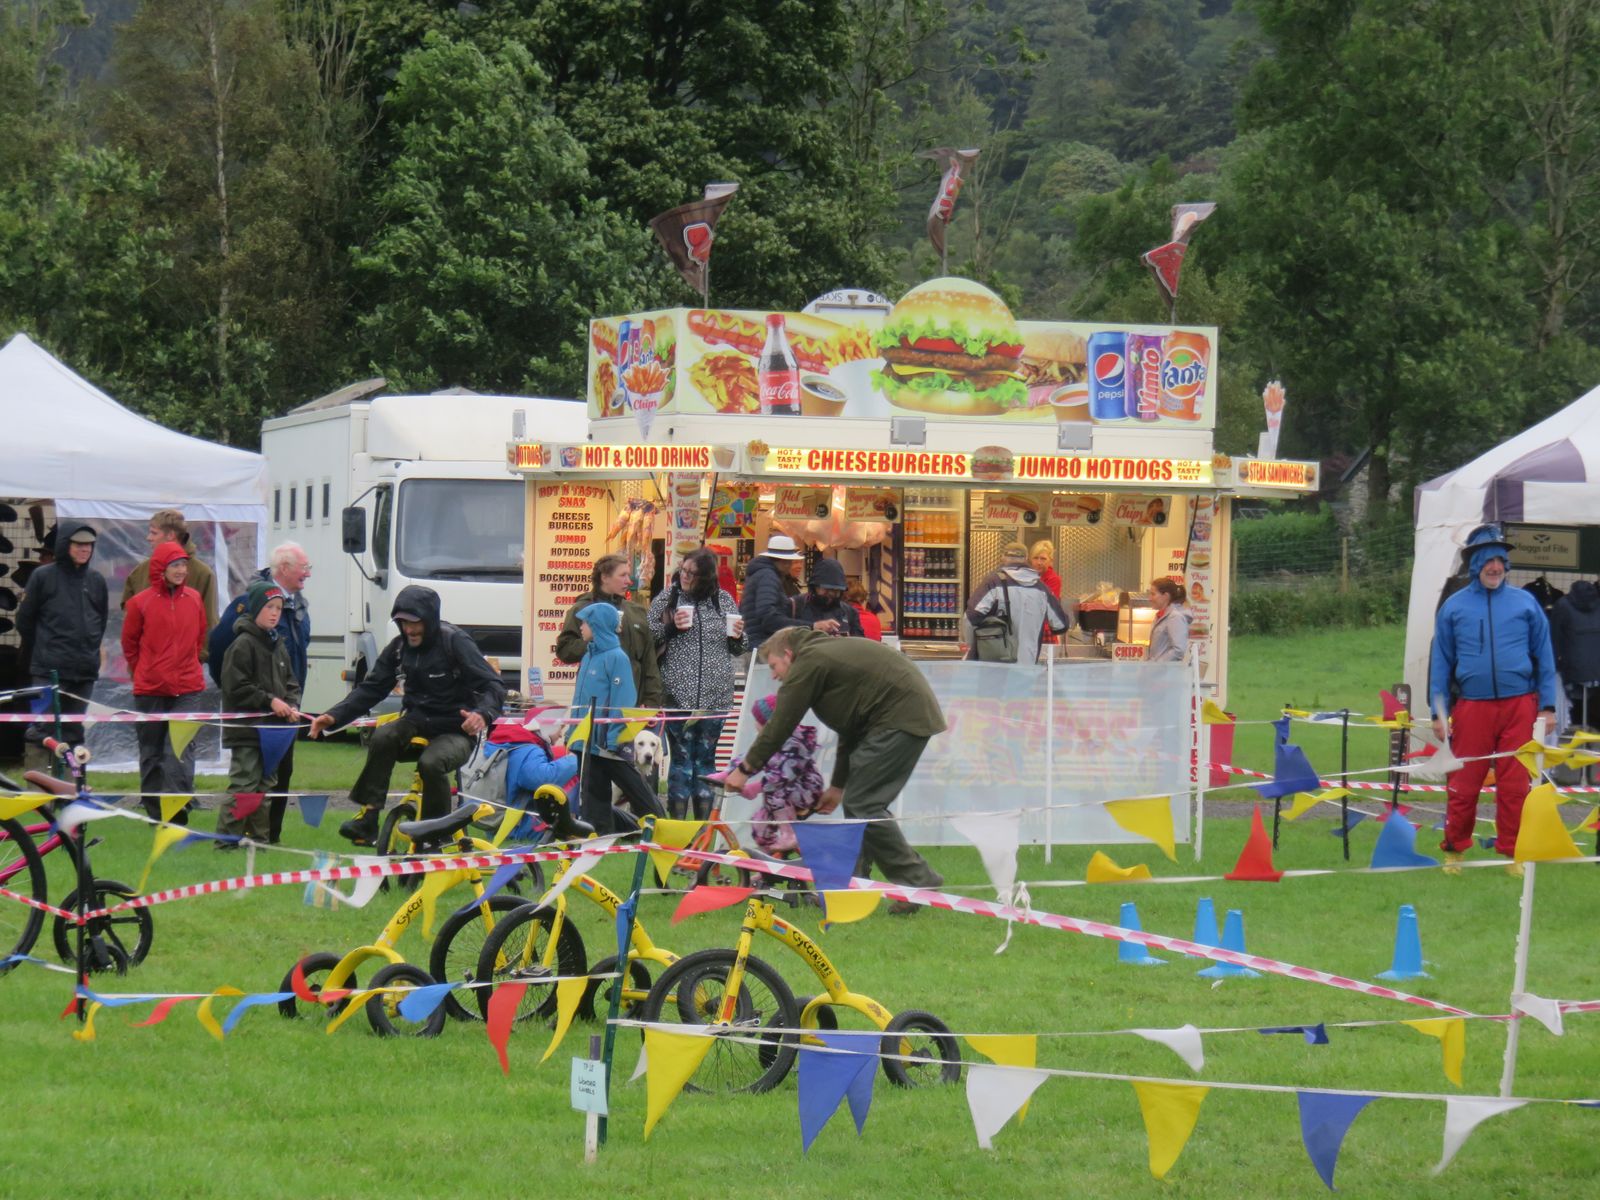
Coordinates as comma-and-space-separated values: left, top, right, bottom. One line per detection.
1108, 494, 1171, 528
843, 488, 900, 522
773, 485, 832, 521
588, 278, 1219, 432
1011, 454, 1213, 486
1048, 494, 1105, 525
973, 493, 1042, 531
1233, 458, 1320, 491
508, 443, 728, 473
763, 447, 973, 480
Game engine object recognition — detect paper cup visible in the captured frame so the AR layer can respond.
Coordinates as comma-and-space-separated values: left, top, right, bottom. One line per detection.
676, 603, 695, 627
724, 613, 741, 637
1049, 382, 1091, 423
799, 373, 848, 417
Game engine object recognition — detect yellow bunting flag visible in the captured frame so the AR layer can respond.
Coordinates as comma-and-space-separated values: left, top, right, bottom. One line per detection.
1566, 729, 1600, 746
1201, 700, 1233, 725
1514, 784, 1582, 863
1085, 851, 1152, 884
1282, 708, 1312, 719
566, 711, 593, 751
1367, 709, 1410, 729
1405, 1018, 1465, 1087
492, 803, 523, 846
966, 1034, 1039, 1121
1284, 788, 1346, 822
820, 890, 882, 929
618, 708, 656, 746
196, 986, 245, 1042
167, 721, 202, 759
326, 987, 384, 1035
416, 870, 466, 940
648, 819, 705, 886
1105, 797, 1177, 862
0, 793, 50, 821
136, 825, 191, 893
1569, 806, 1599, 837
539, 976, 591, 1064
159, 794, 192, 824
643, 1028, 715, 1138
1132, 1081, 1209, 1179
70, 1001, 103, 1043
373, 711, 401, 727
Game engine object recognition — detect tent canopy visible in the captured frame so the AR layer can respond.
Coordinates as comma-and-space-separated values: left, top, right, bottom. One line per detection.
1403, 379, 1600, 709
0, 332, 267, 512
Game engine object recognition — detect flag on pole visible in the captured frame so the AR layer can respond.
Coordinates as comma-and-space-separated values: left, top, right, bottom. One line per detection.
919, 147, 981, 259
1141, 201, 1216, 303
648, 184, 739, 297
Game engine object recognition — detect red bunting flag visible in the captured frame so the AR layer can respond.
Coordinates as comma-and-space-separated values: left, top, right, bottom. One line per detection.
672, 885, 756, 925
486, 982, 529, 1076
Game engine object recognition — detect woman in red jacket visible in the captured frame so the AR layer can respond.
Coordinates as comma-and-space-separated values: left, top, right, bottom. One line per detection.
1031, 540, 1063, 646
122, 540, 208, 824
844, 582, 883, 641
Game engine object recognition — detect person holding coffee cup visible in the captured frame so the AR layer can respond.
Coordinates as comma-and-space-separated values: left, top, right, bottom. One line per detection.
648, 548, 747, 819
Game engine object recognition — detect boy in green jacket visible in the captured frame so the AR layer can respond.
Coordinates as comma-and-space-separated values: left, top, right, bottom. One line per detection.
219, 581, 302, 842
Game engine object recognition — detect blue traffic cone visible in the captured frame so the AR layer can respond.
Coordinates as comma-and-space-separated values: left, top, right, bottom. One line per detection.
1189, 896, 1219, 957
1116, 901, 1166, 966
1198, 908, 1261, 978
1375, 904, 1430, 981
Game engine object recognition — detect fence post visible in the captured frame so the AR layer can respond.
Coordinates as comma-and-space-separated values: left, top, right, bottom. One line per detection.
1340, 537, 1350, 593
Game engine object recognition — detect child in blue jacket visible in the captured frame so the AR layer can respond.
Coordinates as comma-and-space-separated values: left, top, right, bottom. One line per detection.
571, 602, 662, 832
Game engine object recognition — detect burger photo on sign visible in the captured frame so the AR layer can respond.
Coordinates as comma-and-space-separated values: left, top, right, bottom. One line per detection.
874, 277, 1028, 416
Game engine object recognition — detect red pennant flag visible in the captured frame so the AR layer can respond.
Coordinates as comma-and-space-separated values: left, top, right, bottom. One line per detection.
1380, 690, 1405, 722
133, 995, 194, 1027
1141, 241, 1188, 301
290, 958, 349, 1007
486, 982, 529, 1076
671, 885, 756, 925
1373, 804, 1413, 823
1225, 805, 1284, 881
230, 793, 264, 821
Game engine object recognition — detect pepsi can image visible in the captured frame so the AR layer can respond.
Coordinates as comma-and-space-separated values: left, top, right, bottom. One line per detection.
1087, 331, 1127, 421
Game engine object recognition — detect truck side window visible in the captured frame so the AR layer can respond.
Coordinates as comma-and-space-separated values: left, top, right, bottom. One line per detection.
372, 484, 392, 571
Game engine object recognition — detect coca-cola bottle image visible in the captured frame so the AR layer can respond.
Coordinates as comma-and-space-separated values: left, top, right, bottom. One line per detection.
758, 313, 801, 415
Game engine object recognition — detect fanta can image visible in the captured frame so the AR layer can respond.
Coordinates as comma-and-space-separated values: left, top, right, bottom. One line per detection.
1125, 333, 1163, 421
1159, 332, 1209, 421
1087, 331, 1127, 421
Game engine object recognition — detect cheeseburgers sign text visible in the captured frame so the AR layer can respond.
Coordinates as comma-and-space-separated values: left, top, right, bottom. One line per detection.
766, 447, 970, 479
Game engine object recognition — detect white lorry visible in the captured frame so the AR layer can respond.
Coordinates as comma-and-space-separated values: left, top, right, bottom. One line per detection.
260, 383, 589, 710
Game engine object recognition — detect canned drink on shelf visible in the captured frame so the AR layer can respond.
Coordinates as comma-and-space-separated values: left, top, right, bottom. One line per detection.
1159, 331, 1209, 421
1088, 331, 1128, 421
1126, 333, 1163, 421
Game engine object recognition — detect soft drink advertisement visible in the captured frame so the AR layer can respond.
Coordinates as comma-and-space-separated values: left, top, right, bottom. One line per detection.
587, 277, 1218, 431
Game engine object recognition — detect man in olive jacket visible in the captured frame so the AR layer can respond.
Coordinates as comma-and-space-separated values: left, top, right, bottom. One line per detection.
724, 627, 945, 893
555, 553, 663, 706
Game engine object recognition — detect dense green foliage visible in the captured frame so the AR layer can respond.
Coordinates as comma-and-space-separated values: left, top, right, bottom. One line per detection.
3, 0, 1599, 492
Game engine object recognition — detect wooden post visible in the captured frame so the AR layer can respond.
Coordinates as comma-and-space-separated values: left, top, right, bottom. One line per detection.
1340, 537, 1350, 593
585, 1034, 601, 1163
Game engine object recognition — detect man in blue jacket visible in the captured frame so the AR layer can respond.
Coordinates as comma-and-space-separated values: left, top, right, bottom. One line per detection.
1430, 524, 1558, 869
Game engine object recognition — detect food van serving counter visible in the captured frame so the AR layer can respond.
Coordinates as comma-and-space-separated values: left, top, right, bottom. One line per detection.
508, 278, 1319, 704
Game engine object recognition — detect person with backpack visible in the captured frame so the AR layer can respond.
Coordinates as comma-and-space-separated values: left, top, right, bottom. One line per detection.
217, 581, 301, 844
964, 542, 1072, 664
211, 542, 311, 842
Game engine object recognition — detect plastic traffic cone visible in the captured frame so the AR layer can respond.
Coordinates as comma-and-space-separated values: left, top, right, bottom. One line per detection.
1375, 904, 1429, 981
1116, 901, 1166, 966
1225, 805, 1285, 881
1198, 908, 1261, 978
1189, 896, 1219, 957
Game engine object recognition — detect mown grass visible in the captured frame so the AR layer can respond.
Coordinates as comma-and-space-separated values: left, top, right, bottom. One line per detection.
4, 624, 1595, 1198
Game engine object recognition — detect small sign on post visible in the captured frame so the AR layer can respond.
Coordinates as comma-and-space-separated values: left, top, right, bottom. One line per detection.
573, 1035, 607, 1162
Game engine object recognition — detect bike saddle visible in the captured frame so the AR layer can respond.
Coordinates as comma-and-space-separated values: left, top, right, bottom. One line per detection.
397, 807, 477, 843
22, 771, 77, 797
529, 785, 594, 841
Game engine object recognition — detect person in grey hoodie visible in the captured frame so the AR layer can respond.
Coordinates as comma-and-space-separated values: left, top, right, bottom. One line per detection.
1146, 578, 1192, 663
964, 542, 1072, 664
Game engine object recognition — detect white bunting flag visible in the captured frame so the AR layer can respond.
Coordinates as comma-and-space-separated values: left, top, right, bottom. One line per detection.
950, 812, 1020, 902
1131, 1024, 1205, 1073
1433, 1097, 1527, 1175
630, 1044, 649, 1084
56, 801, 120, 833
1511, 992, 1564, 1037
966, 1063, 1051, 1150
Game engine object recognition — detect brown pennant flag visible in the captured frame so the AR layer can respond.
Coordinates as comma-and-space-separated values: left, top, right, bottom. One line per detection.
649, 184, 739, 296
920, 147, 981, 258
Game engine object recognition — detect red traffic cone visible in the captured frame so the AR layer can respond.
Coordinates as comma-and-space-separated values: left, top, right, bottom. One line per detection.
1225, 804, 1284, 881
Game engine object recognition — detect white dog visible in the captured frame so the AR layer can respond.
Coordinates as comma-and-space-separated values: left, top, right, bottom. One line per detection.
629, 729, 669, 795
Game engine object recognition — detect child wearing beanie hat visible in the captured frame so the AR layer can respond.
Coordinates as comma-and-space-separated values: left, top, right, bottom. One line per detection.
218, 580, 300, 843
748, 694, 824, 855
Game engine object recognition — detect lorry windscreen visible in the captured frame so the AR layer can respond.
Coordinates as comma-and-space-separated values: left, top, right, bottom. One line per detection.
395, 478, 522, 581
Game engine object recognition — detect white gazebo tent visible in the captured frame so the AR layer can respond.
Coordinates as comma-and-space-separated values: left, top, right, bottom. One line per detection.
0, 332, 270, 766
1403, 379, 1600, 713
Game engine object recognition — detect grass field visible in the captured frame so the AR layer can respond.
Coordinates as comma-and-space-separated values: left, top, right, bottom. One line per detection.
3, 624, 1595, 1199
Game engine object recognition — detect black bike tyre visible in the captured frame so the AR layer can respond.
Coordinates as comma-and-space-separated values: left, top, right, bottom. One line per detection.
277, 952, 355, 1019
472, 903, 587, 1024
52, 878, 154, 968
429, 894, 535, 1022
579, 954, 654, 1021
796, 995, 840, 1030
880, 1009, 961, 1088
692, 857, 759, 890
377, 801, 419, 893
365, 962, 447, 1038
639, 948, 799, 1094
0, 817, 47, 971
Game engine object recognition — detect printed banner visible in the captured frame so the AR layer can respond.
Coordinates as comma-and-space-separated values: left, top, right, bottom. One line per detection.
1048, 493, 1106, 525
1185, 495, 1216, 681
530, 482, 612, 697
843, 488, 900, 523
773, 486, 832, 522
1109, 494, 1171, 528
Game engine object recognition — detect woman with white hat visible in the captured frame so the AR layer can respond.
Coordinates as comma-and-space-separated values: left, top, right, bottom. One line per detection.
739, 534, 840, 647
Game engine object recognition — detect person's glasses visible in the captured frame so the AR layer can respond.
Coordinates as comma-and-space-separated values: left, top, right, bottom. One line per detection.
678, 566, 700, 578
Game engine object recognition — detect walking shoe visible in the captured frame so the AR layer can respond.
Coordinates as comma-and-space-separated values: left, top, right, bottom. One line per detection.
338, 806, 383, 846
1506, 860, 1525, 879
888, 900, 922, 916
1442, 851, 1465, 876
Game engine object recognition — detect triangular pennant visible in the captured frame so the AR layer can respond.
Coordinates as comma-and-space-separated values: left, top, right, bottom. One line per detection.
1254, 740, 1322, 799
821, 890, 882, 928
195, 986, 245, 1042
798, 1031, 879, 1152
159, 794, 192, 824
1432, 1097, 1527, 1175
966, 1063, 1050, 1150
288, 794, 326, 828
1104, 797, 1177, 862
486, 982, 529, 1075
648, 819, 705, 886
1568, 805, 1599, 837
617, 707, 655, 746
1285, 788, 1346, 822
1085, 850, 1151, 884
1131, 1025, 1204, 1073
1510, 992, 1564, 1037
450, 863, 523, 920
643, 1028, 715, 1138
1380, 690, 1404, 721
168, 721, 202, 759
565, 711, 593, 753
536, 850, 605, 909
1406, 740, 1465, 781
56, 800, 118, 833
1514, 784, 1582, 862
1131, 1081, 1209, 1180
614, 893, 639, 967
136, 824, 190, 893
28, 686, 55, 714
1330, 811, 1371, 836
133, 995, 195, 1027
373, 711, 401, 727
793, 822, 865, 892
229, 793, 264, 823
71, 1001, 102, 1042
950, 811, 1022, 899
1201, 699, 1233, 725
671, 885, 756, 925
1225, 805, 1284, 881
630, 1043, 649, 1083
539, 976, 590, 1064
965, 1034, 1039, 1121
1260, 1024, 1330, 1045
1404, 1018, 1466, 1087
1297, 1091, 1377, 1190
1369, 810, 1439, 869
397, 982, 455, 1025
0, 793, 51, 821
258, 726, 297, 778
86, 700, 116, 719
221, 991, 296, 1036
1271, 715, 1291, 744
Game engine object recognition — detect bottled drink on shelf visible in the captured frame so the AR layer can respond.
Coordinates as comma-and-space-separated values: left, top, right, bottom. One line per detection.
758, 313, 801, 416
